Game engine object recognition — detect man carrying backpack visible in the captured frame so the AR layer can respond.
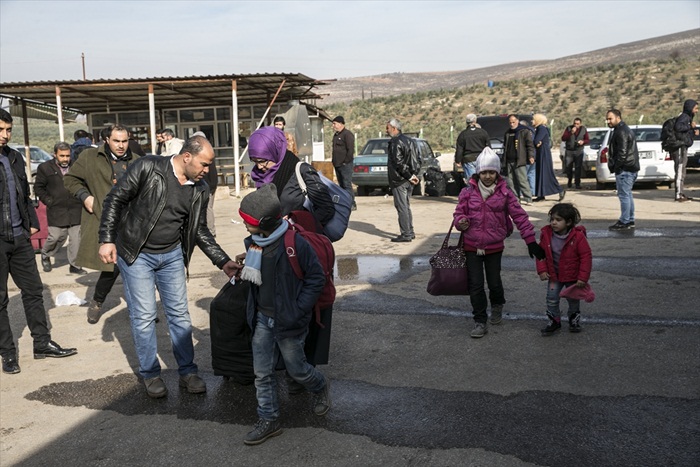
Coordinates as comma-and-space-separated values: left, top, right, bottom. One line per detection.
237, 184, 331, 445
671, 99, 698, 202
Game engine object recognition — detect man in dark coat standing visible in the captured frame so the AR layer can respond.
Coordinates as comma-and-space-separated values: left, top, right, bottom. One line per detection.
0, 109, 77, 375
386, 118, 420, 242
502, 114, 535, 205
34, 142, 85, 275
331, 116, 356, 210
606, 109, 639, 231
671, 99, 698, 202
561, 117, 590, 189
454, 113, 490, 182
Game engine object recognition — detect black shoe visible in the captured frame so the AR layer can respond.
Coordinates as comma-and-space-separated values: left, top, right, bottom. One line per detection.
144, 376, 168, 398
575, 185, 582, 190
532, 197, 545, 202
87, 300, 102, 324
313, 380, 331, 416
541, 320, 562, 336
244, 419, 283, 445
567, 181, 572, 189
390, 236, 412, 243
41, 256, 51, 272
569, 312, 582, 333
559, 189, 566, 201
34, 340, 77, 359
2, 355, 20, 374
351, 202, 357, 211
69, 266, 87, 275
608, 221, 633, 231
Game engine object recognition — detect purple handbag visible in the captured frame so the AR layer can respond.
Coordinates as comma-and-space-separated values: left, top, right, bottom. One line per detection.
426, 225, 469, 296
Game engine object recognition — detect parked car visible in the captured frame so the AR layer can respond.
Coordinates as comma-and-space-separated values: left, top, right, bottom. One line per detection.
687, 129, 700, 168
352, 137, 441, 196
595, 125, 674, 189
559, 127, 609, 177
8, 144, 53, 178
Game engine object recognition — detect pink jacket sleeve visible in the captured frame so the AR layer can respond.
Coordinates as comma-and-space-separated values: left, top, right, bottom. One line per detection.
505, 189, 536, 244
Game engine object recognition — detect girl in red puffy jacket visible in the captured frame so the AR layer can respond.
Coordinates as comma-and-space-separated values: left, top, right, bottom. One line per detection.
536, 203, 592, 335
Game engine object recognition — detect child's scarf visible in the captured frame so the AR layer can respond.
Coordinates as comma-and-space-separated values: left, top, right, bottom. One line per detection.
476, 179, 497, 255
240, 221, 289, 285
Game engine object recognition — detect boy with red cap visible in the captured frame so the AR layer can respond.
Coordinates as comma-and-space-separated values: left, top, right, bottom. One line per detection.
237, 183, 331, 445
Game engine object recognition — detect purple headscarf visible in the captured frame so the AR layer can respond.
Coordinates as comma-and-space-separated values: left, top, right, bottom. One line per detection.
249, 126, 288, 186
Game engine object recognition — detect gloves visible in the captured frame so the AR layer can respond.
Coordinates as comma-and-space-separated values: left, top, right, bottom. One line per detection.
527, 242, 546, 260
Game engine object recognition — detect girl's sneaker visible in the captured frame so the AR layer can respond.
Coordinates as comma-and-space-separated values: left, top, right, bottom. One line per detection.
541, 320, 561, 336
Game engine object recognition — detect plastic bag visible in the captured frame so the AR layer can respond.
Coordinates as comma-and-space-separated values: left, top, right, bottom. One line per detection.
55, 291, 87, 306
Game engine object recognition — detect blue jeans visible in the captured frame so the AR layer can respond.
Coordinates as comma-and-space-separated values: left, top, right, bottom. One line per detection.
462, 161, 476, 181
526, 162, 536, 195
615, 171, 637, 224
545, 280, 580, 320
252, 314, 326, 421
117, 248, 197, 379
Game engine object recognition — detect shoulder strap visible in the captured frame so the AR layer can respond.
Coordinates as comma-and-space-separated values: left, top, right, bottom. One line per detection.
295, 161, 307, 194
284, 227, 304, 280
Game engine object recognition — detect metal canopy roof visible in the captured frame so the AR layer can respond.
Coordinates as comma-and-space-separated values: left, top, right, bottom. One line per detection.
0, 73, 330, 115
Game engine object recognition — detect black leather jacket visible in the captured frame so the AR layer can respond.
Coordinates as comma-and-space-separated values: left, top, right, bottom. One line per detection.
0, 146, 39, 240
388, 133, 420, 188
607, 121, 640, 174
99, 155, 230, 270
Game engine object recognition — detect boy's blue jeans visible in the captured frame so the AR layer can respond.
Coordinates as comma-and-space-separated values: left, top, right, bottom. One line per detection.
252, 314, 326, 421
546, 280, 580, 320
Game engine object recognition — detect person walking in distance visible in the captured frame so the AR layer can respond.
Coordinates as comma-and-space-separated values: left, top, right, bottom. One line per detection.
605, 109, 640, 231
331, 116, 356, 210
34, 142, 85, 275
0, 109, 77, 375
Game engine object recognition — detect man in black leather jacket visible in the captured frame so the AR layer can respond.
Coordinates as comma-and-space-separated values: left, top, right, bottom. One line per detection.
98, 135, 237, 398
386, 118, 420, 242
605, 109, 640, 231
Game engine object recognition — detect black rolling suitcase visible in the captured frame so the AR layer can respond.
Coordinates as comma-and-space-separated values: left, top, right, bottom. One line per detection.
209, 279, 255, 385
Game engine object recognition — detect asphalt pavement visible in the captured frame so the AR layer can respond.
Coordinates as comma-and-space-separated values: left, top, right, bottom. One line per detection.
1, 169, 699, 467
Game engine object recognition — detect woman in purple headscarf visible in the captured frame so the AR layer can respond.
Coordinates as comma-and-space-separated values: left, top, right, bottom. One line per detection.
248, 125, 334, 226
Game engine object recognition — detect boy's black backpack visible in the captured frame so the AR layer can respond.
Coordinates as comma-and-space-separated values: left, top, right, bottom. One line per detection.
661, 117, 684, 152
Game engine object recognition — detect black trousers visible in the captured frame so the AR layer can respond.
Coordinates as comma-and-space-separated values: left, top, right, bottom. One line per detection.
565, 150, 584, 187
0, 235, 50, 357
466, 250, 505, 324
93, 265, 120, 303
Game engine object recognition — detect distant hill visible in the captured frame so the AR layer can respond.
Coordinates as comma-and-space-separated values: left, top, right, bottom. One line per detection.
322, 29, 700, 103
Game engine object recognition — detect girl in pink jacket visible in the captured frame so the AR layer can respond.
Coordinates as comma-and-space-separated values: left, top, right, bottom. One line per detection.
453, 149, 545, 339
536, 203, 593, 335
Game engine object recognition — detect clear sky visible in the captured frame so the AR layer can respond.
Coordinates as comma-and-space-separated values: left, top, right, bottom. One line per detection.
0, 0, 698, 83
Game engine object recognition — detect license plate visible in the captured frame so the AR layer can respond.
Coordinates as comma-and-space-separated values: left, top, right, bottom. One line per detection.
370, 166, 387, 172
639, 151, 654, 159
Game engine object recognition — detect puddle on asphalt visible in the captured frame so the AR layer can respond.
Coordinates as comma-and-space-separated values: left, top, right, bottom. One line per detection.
336, 256, 429, 283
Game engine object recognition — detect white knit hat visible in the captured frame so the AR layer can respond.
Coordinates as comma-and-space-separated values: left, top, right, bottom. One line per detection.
475, 147, 501, 173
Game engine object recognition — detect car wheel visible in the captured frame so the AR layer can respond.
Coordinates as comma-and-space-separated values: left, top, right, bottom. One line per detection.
356, 186, 369, 197
412, 181, 423, 196
595, 181, 610, 190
